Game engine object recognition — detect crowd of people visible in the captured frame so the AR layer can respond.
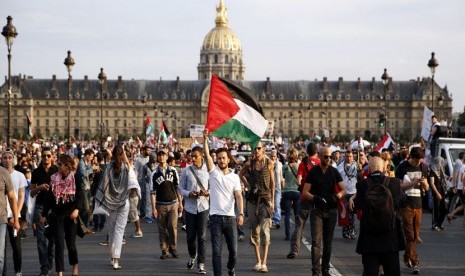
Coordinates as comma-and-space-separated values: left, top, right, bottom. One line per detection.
0, 129, 463, 276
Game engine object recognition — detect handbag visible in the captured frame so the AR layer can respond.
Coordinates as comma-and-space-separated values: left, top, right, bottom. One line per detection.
76, 217, 93, 238
92, 202, 110, 217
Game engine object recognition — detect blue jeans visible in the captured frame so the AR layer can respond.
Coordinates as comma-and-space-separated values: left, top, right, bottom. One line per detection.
310, 208, 337, 275
272, 189, 282, 225
209, 215, 237, 276
185, 210, 209, 265
0, 224, 6, 273
33, 202, 54, 273
282, 191, 300, 239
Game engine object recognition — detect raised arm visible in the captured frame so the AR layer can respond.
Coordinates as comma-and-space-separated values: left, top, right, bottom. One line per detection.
203, 129, 214, 172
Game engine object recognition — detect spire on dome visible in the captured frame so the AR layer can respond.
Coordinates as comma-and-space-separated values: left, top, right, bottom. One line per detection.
215, 0, 228, 27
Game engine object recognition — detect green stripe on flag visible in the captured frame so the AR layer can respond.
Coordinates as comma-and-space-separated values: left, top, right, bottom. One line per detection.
211, 119, 261, 148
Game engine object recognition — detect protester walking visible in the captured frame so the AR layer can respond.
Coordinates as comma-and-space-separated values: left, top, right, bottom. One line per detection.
31, 147, 58, 276
40, 154, 83, 276
281, 147, 300, 241
240, 141, 274, 273
94, 145, 138, 270
203, 130, 244, 276
302, 147, 346, 276
354, 157, 405, 276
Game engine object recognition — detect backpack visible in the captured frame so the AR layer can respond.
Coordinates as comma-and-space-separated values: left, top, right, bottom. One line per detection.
364, 176, 395, 233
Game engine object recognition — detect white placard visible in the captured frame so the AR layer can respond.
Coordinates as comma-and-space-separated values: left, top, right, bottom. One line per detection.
421, 106, 434, 141
189, 124, 205, 138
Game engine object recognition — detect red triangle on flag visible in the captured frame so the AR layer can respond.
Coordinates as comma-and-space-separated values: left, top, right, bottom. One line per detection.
205, 75, 240, 132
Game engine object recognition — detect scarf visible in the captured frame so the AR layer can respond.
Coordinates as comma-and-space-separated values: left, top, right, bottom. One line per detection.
94, 161, 129, 213
50, 171, 76, 204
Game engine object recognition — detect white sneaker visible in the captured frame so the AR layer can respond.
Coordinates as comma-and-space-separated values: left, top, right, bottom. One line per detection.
253, 263, 262, 271
198, 263, 207, 274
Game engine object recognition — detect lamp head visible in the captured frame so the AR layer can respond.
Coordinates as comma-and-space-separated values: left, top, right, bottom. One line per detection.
1, 16, 18, 48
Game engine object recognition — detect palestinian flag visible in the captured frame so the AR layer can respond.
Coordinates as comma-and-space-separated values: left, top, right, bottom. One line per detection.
159, 120, 170, 144
205, 75, 268, 148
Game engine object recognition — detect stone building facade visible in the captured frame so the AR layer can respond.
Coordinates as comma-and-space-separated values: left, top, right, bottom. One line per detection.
0, 0, 453, 143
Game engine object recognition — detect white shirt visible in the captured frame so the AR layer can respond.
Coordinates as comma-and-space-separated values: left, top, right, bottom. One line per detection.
337, 161, 358, 195
209, 167, 242, 217
457, 164, 465, 190
7, 170, 28, 218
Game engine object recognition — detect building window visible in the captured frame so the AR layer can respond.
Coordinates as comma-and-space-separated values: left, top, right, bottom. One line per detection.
214, 54, 218, 64
225, 55, 229, 63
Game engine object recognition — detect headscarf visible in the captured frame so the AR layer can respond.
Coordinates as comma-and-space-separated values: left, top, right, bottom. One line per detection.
50, 171, 76, 204
94, 161, 129, 212
430, 156, 445, 178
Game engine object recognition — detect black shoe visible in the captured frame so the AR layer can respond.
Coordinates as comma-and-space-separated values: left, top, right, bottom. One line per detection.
287, 252, 297, 259
187, 257, 196, 269
38, 272, 49, 276
285, 236, 290, 241
322, 269, 331, 276
412, 265, 420, 274
160, 251, 169, 259
228, 268, 235, 276
170, 249, 179, 258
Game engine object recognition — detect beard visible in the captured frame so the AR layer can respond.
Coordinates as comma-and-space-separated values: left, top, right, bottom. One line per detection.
218, 163, 228, 170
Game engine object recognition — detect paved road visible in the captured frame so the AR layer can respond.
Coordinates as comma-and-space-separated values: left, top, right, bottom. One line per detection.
6, 212, 465, 276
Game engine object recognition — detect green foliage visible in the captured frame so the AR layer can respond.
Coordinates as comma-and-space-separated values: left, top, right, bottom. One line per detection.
458, 111, 465, 126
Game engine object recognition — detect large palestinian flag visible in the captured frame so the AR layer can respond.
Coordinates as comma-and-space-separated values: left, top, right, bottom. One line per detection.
205, 75, 268, 148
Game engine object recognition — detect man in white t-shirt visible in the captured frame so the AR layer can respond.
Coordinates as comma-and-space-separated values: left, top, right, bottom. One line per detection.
447, 163, 465, 226
2, 148, 27, 276
203, 130, 243, 276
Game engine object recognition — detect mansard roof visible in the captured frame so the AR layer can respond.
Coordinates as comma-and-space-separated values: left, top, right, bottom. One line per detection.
2, 75, 450, 102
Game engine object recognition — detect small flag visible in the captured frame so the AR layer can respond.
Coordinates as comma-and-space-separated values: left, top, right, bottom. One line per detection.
205, 75, 267, 148
159, 120, 170, 144
375, 132, 394, 153
26, 113, 33, 137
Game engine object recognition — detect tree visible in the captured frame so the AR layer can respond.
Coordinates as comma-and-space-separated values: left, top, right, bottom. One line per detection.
458, 110, 465, 126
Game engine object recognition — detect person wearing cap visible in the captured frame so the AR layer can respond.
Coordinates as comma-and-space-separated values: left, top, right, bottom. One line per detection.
0, 165, 20, 274
179, 145, 210, 274
150, 148, 183, 260
0, 149, 22, 276
31, 147, 58, 276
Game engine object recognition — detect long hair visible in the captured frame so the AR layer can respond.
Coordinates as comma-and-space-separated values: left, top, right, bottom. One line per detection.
112, 145, 125, 174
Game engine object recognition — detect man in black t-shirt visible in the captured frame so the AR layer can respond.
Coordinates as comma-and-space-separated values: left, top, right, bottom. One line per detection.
395, 147, 429, 275
302, 147, 346, 276
30, 147, 58, 276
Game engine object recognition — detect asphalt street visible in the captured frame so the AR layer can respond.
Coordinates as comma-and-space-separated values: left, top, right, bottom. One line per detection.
6, 212, 465, 276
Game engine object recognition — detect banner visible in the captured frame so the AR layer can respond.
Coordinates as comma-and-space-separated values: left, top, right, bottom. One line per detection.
421, 106, 434, 141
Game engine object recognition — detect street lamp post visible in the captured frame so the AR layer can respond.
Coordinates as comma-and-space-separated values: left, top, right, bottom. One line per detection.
381, 68, 389, 134
98, 68, 106, 146
437, 94, 444, 121
428, 52, 439, 113
2, 16, 18, 147
64, 50, 75, 143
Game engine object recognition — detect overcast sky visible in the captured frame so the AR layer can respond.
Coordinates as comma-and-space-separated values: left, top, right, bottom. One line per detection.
2, 0, 464, 112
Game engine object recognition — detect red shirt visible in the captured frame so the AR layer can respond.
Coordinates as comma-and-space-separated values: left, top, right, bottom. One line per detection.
297, 156, 321, 186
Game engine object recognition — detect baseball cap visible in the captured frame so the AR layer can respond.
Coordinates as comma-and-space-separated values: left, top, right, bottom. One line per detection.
157, 148, 168, 155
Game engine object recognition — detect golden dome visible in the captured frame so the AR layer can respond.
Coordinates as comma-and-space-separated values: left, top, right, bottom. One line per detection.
201, 0, 241, 52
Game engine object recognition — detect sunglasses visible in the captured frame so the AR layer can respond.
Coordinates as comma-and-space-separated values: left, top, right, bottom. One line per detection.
43, 154, 52, 158
323, 155, 332, 159
254, 147, 262, 151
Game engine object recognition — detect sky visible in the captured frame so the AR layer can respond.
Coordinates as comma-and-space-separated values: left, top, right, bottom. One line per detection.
1, 0, 464, 112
